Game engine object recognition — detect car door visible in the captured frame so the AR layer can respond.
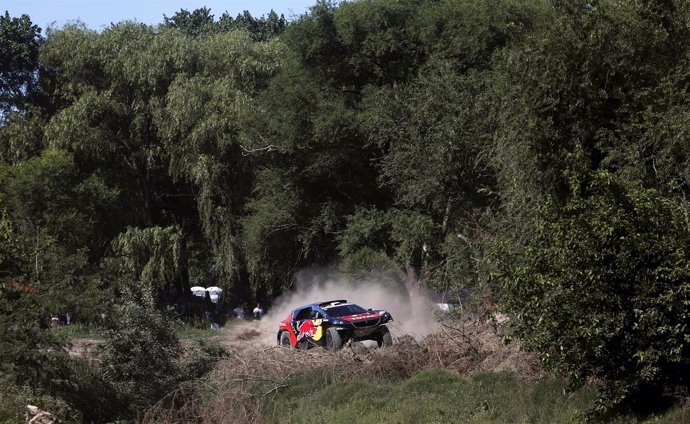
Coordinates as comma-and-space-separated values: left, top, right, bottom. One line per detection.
292, 307, 313, 343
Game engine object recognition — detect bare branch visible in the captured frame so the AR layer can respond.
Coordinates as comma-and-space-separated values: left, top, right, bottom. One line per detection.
240, 130, 279, 156
240, 144, 277, 156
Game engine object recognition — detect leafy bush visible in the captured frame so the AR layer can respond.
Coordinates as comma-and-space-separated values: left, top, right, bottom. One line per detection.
0, 269, 72, 393
57, 359, 125, 424
339, 246, 398, 278
0, 382, 32, 424
0, 375, 75, 424
99, 294, 182, 413
179, 340, 229, 381
495, 169, 690, 413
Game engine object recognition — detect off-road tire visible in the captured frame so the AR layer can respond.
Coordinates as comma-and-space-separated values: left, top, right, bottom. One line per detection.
377, 325, 393, 348
325, 327, 342, 351
279, 331, 291, 348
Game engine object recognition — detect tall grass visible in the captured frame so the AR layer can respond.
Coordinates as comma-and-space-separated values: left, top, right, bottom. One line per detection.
176, 318, 244, 340
262, 369, 688, 424
51, 319, 241, 342
51, 323, 104, 339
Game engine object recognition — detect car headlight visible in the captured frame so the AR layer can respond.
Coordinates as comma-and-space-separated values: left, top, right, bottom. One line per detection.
330, 319, 345, 325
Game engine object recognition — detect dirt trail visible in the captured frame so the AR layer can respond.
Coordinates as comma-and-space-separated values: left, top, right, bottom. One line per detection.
215, 314, 541, 378
66, 320, 270, 361
218, 319, 272, 351
218, 316, 418, 353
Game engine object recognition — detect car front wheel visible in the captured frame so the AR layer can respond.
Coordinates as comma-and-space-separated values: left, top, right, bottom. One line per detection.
325, 327, 342, 351
376, 325, 393, 348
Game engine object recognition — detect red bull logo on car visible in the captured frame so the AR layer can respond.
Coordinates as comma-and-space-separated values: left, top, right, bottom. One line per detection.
297, 319, 323, 341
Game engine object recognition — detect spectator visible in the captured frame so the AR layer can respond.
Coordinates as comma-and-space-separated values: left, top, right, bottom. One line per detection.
233, 305, 246, 320
253, 304, 264, 320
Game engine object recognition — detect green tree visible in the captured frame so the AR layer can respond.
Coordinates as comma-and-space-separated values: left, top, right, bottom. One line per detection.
0, 112, 44, 164
487, 1, 690, 412
495, 163, 690, 412
0, 150, 113, 321
352, 0, 548, 290
0, 149, 118, 256
239, 1, 419, 292
338, 208, 436, 283
109, 225, 187, 293
163, 7, 215, 37
42, 23, 194, 226
218, 10, 288, 41
163, 7, 288, 40
361, 63, 495, 288
156, 30, 284, 294
0, 12, 41, 118
241, 168, 309, 293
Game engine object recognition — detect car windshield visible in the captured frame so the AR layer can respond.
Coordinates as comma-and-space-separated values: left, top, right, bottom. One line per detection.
324, 304, 368, 317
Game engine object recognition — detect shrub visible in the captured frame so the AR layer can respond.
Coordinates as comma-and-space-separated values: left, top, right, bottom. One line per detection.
495, 170, 690, 413
99, 294, 182, 414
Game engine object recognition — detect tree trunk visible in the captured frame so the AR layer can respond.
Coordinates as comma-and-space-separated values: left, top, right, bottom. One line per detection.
137, 164, 154, 226
442, 197, 453, 235
402, 262, 419, 287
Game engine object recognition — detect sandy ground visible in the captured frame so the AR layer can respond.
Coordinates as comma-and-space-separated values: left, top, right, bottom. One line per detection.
220, 316, 413, 352
67, 318, 277, 360
67, 338, 104, 359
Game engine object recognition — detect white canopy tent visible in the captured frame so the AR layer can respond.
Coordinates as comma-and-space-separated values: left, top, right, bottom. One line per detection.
190, 286, 206, 298
206, 286, 223, 304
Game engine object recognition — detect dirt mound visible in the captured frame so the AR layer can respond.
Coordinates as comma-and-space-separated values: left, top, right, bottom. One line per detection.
144, 318, 542, 424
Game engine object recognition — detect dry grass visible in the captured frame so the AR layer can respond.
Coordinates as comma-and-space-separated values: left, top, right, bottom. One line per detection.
143, 318, 542, 424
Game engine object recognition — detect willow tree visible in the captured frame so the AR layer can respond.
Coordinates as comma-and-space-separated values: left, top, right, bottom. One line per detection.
109, 225, 187, 294
156, 30, 284, 294
42, 23, 195, 227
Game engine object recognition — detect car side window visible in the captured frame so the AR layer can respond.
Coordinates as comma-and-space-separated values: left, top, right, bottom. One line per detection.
311, 310, 323, 319
294, 308, 311, 321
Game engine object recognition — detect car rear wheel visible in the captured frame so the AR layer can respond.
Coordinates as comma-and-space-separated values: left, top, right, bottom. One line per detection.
325, 327, 342, 351
377, 325, 393, 348
279, 331, 292, 348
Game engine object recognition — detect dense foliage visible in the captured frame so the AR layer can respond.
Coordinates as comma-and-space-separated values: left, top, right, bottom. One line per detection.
495, 164, 690, 412
2, 0, 690, 420
0, 11, 41, 118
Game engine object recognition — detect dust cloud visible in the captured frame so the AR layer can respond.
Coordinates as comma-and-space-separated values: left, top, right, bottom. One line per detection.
256, 268, 439, 345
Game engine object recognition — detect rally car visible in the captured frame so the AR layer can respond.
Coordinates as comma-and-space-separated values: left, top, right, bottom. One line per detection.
277, 300, 393, 350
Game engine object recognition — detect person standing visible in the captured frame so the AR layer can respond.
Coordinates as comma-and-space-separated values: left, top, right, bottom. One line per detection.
233, 304, 246, 320
253, 304, 263, 320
